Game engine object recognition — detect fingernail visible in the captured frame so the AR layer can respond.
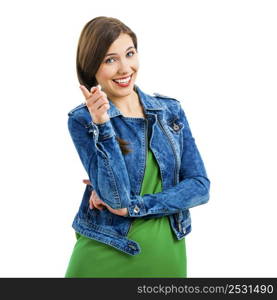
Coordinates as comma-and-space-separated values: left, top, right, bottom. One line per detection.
94, 86, 100, 92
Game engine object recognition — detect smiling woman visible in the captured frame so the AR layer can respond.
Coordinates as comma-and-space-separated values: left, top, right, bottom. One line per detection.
76, 17, 140, 153
95, 33, 139, 100
65, 16, 210, 278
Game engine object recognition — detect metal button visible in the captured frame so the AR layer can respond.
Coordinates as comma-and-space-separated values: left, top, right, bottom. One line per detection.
133, 205, 140, 214
128, 244, 137, 250
93, 129, 97, 135
173, 123, 180, 131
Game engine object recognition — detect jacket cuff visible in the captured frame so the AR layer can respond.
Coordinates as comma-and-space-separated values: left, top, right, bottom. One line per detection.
87, 120, 116, 142
127, 195, 147, 217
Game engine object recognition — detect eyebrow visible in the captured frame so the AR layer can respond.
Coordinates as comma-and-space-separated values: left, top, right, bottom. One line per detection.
104, 46, 135, 57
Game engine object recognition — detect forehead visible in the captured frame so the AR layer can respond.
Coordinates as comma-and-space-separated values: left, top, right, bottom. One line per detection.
107, 33, 134, 52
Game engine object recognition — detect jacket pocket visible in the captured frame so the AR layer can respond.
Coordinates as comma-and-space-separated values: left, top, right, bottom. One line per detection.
166, 116, 184, 134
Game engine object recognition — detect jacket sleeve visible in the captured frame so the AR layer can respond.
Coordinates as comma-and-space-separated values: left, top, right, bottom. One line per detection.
68, 104, 210, 216
68, 113, 132, 209
126, 103, 210, 217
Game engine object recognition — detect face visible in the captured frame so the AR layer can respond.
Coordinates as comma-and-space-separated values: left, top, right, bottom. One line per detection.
95, 33, 139, 100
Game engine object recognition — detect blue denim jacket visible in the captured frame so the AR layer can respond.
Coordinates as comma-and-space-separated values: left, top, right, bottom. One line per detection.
67, 84, 210, 256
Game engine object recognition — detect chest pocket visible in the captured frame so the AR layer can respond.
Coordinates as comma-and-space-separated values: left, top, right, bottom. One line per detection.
166, 116, 184, 134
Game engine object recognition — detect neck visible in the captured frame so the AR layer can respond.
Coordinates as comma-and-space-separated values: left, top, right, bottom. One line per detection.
108, 89, 141, 114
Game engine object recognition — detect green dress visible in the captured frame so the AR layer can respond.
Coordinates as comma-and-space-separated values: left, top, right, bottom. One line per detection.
65, 146, 187, 278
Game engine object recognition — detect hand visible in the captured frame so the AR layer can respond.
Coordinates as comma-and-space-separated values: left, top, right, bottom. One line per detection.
79, 85, 110, 124
83, 179, 128, 217
89, 190, 128, 217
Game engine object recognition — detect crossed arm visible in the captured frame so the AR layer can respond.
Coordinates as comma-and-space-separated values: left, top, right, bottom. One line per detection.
68, 103, 210, 218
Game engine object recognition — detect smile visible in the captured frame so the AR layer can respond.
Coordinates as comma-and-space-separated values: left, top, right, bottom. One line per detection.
113, 74, 132, 83
112, 74, 133, 87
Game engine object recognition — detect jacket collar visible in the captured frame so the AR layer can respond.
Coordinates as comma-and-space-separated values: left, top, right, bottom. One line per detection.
107, 84, 164, 118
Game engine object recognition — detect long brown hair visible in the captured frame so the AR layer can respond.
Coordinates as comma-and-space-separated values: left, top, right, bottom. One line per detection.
76, 16, 137, 155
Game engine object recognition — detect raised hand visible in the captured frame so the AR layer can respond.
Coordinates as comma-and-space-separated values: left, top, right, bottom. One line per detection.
79, 85, 110, 124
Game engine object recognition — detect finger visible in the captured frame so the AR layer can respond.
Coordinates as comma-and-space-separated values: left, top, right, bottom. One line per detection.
90, 86, 99, 94
90, 190, 96, 198
79, 85, 91, 99
89, 192, 95, 209
93, 196, 105, 210
93, 202, 104, 210
93, 190, 100, 198
91, 191, 96, 203
89, 198, 94, 209
87, 92, 105, 109
98, 103, 110, 114
91, 193, 99, 206
92, 191, 106, 210
95, 195, 105, 205
86, 91, 104, 108
82, 179, 91, 185
95, 99, 109, 112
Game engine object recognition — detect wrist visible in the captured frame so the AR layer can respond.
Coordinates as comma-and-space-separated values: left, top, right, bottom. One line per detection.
88, 119, 115, 141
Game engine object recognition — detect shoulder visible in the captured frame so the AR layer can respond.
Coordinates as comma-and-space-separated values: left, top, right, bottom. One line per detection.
67, 103, 91, 127
152, 92, 180, 103
152, 92, 190, 126
68, 102, 86, 116
152, 92, 182, 114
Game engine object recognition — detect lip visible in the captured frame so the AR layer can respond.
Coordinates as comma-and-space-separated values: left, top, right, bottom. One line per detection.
112, 74, 133, 81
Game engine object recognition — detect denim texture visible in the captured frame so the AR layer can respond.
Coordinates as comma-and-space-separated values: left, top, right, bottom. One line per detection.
67, 84, 210, 256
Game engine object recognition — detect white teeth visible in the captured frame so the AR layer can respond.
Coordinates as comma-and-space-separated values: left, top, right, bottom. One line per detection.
114, 76, 131, 83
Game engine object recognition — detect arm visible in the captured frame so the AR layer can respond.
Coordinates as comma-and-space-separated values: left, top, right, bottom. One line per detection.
68, 113, 132, 209
126, 103, 210, 217
68, 103, 210, 216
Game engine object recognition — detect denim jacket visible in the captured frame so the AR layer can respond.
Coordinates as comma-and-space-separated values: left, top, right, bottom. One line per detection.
67, 84, 210, 256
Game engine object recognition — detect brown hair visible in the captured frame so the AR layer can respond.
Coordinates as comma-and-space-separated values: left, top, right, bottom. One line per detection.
76, 16, 137, 155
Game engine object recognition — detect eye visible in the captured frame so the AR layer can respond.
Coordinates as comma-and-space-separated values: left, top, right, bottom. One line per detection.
127, 50, 135, 57
105, 57, 116, 64
104, 51, 136, 64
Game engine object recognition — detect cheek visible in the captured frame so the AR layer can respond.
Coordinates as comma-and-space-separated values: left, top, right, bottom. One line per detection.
96, 66, 115, 81
133, 59, 139, 71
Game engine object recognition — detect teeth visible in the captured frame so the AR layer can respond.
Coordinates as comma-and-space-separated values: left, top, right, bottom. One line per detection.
114, 76, 131, 83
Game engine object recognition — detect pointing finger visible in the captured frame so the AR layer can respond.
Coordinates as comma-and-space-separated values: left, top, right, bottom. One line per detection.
79, 85, 91, 99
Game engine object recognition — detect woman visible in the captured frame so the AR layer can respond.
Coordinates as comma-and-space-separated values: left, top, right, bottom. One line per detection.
65, 16, 210, 278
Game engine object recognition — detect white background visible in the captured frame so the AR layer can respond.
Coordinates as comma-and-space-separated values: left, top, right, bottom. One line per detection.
0, 0, 276, 277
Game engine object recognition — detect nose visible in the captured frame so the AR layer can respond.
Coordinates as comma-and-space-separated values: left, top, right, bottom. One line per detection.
117, 57, 132, 75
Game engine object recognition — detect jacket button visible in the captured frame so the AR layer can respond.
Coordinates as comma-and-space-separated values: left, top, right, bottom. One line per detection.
133, 205, 140, 214
173, 123, 180, 131
93, 129, 97, 135
128, 244, 137, 250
